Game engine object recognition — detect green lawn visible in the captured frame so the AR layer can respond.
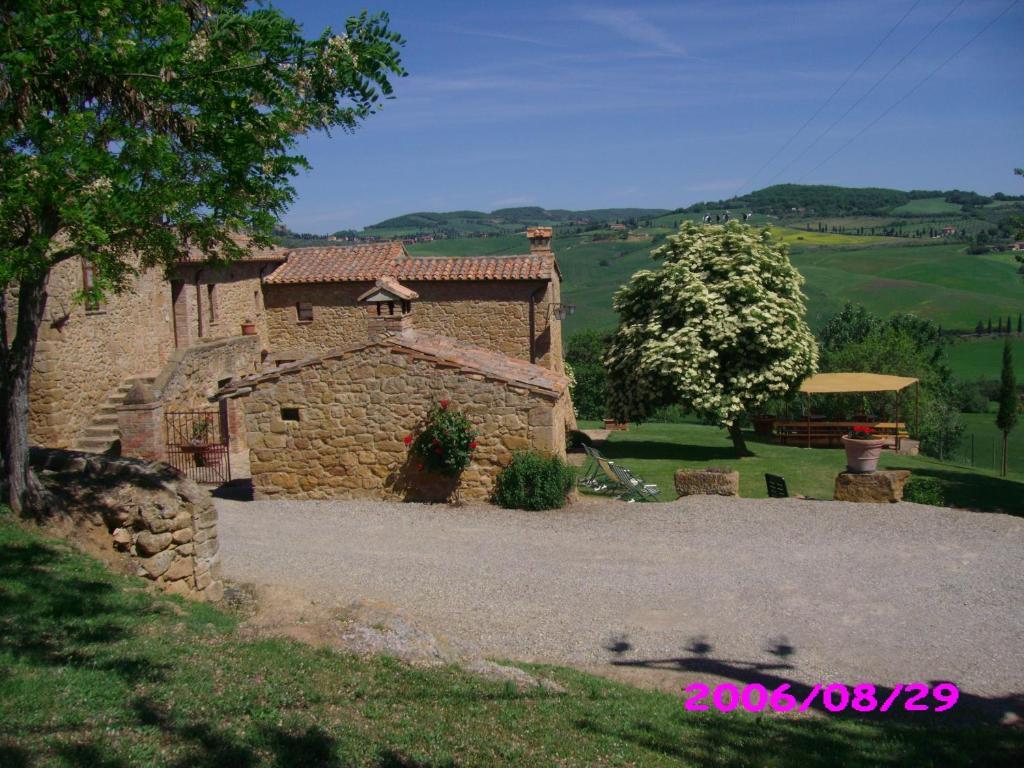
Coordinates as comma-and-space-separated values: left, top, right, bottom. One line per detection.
2, 511, 1022, 766
955, 412, 1024, 476
578, 421, 1024, 515
945, 336, 1024, 380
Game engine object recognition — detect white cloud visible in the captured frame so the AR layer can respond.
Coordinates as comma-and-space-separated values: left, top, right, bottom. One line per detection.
573, 7, 688, 56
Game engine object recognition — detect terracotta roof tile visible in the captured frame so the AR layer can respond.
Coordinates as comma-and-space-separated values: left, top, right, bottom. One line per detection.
264, 241, 554, 284
181, 233, 287, 263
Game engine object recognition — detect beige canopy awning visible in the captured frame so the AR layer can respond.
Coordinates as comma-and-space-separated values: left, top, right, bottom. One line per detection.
799, 372, 919, 394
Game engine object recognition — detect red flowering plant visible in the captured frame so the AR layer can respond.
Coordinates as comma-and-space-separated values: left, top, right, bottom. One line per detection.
845, 424, 878, 440
406, 400, 478, 477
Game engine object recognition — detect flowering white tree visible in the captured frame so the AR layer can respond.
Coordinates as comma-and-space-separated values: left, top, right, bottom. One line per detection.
605, 221, 818, 455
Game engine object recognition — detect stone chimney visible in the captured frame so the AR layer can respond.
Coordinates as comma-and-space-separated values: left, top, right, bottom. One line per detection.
358, 277, 419, 341
526, 226, 553, 254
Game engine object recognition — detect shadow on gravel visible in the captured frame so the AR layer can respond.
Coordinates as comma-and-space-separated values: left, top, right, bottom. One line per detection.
607, 633, 1024, 726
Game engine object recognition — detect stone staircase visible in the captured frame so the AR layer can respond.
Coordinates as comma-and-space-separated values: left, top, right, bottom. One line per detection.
72, 375, 156, 454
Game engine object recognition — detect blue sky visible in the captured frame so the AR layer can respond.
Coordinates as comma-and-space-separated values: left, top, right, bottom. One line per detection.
278, 0, 1024, 232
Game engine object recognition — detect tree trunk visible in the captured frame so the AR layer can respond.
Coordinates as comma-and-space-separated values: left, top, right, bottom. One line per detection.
2, 270, 50, 514
727, 421, 751, 457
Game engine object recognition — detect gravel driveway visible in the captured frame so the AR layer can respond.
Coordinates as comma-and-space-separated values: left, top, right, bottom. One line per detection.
216, 497, 1024, 715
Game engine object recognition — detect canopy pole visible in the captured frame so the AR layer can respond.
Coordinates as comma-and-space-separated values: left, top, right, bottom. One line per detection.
895, 390, 901, 452
806, 393, 811, 449
915, 381, 920, 439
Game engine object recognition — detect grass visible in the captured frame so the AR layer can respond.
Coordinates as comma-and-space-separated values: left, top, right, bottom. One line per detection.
578, 420, 1024, 515
2, 510, 1023, 765
945, 336, 1024, 380
955, 412, 1024, 476
890, 198, 963, 216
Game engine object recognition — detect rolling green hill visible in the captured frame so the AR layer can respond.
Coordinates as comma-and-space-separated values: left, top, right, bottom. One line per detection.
364, 206, 670, 238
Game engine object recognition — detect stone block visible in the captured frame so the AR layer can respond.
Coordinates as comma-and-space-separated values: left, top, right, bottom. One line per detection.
833, 470, 911, 503
138, 550, 174, 579
674, 468, 739, 498
171, 527, 193, 544
135, 530, 173, 556
163, 557, 193, 582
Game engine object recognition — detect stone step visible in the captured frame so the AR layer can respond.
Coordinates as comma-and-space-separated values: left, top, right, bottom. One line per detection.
73, 439, 116, 453
83, 427, 118, 440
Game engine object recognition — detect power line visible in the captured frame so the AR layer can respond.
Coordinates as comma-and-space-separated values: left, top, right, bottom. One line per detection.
764, 0, 967, 186
799, 0, 1020, 181
728, 0, 924, 199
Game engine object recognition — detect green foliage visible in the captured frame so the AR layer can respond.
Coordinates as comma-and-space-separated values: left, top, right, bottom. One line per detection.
820, 303, 881, 352
565, 331, 611, 420
903, 476, 947, 506
0, 1, 407, 290
996, 339, 1019, 435
492, 451, 574, 510
409, 401, 476, 477
818, 306, 963, 459
606, 222, 818, 428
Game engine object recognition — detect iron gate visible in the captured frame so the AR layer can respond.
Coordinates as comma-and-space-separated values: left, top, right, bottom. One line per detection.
165, 409, 231, 484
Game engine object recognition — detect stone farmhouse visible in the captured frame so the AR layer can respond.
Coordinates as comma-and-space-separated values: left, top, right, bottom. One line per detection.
15, 227, 572, 500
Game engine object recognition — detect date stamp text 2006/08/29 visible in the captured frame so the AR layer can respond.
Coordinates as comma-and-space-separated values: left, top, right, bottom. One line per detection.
684, 682, 959, 714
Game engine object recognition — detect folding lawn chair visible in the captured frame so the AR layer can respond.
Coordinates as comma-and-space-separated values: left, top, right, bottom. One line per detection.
764, 473, 812, 500
611, 462, 660, 502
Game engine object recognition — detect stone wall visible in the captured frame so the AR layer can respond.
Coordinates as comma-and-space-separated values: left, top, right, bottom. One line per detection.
171, 261, 275, 349
263, 279, 561, 369
29, 447, 223, 602
19, 257, 176, 447
243, 345, 566, 501
156, 335, 262, 413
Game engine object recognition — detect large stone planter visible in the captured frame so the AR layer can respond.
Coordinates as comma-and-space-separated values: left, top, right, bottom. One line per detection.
834, 470, 911, 503
674, 467, 739, 497
841, 436, 886, 473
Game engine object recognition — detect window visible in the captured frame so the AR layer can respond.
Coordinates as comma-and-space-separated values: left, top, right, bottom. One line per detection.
206, 283, 218, 323
280, 407, 300, 422
297, 302, 313, 323
81, 259, 100, 312
253, 289, 261, 313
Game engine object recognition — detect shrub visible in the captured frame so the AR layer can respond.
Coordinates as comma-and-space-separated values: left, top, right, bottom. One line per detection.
566, 430, 593, 453
407, 401, 477, 477
903, 477, 946, 506
493, 452, 575, 510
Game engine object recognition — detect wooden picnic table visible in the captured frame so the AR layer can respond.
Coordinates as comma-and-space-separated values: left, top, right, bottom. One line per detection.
773, 420, 908, 448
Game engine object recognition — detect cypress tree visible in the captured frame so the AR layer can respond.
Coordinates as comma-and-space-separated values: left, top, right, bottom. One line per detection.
988, 318, 993, 334
1018, 313, 1022, 334
996, 338, 1018, 477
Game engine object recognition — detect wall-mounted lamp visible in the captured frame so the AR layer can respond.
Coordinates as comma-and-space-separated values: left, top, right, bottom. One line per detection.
551, 303, 576, 321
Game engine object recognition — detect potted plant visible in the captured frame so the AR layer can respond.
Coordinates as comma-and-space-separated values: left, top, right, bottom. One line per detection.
404, 400, 477, 502
841, 424, 886, 473
182, 420, 217, 467
241, 318, 257, 335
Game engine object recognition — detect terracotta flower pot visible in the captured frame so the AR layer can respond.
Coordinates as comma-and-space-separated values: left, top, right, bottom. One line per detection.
241, 322, 257, 336
841, 436, 886, 474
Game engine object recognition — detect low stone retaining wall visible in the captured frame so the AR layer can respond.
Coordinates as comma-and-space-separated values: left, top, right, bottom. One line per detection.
28, 447, 223, 601
674, 468, 740, 497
